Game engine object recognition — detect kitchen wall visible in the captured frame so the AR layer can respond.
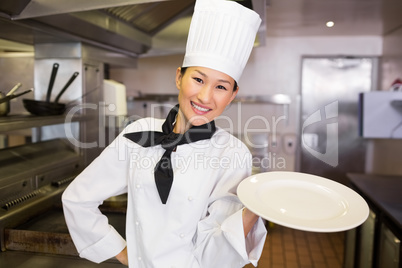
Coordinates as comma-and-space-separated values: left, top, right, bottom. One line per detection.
110, 35, 382, 171
111, 36, 382, 96
366, 27, 402, 176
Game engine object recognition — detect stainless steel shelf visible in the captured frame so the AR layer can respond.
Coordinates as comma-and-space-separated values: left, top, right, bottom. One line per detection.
233, 94, 291, 105
128, 94, 292, 105
127, 94, 177, 102
0, 114, 90, 132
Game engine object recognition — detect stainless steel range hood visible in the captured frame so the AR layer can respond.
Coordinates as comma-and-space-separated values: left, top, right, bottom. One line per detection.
1, 0, 172, 20
0, 0, 266, 58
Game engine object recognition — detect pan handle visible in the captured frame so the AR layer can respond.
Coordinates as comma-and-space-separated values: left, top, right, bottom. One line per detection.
54, 72, 79, 103
6, 83, 22, 96
46, 63, 59, 102
0, 89, 33, 104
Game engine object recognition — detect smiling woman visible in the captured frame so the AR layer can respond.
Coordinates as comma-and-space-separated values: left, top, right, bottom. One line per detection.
62, 0, 267, 267
174, 66, 238, 132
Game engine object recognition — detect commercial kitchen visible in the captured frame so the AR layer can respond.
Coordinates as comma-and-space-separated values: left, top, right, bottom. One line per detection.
0, 0, 402, 267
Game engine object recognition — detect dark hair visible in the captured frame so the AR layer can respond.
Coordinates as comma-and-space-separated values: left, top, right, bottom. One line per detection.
180, 67, 238, 92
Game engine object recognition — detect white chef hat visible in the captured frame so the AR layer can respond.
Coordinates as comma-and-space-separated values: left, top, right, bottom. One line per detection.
182, 0, 261, 82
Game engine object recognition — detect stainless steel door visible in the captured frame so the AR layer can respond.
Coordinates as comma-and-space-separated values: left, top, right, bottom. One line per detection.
299, 57, 376, 185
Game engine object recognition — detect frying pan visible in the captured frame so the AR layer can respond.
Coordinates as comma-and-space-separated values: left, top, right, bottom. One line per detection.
23, 63, 79, 116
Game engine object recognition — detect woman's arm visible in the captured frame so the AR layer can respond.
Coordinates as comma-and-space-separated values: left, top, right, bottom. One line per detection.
242, 208, 259, 237
116, 247, 128, 266
192, 133, 267, 267
62, 128, 133, 263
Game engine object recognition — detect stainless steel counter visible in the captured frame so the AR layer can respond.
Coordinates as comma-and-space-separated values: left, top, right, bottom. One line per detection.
347, 173, 402, 268
0, 137, 127, 267
348, 173, 402, 234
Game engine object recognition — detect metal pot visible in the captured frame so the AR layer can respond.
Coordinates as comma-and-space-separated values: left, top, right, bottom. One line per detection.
0, 88, 32, 116
0, 91, 10, 116
1, 83, 23, 116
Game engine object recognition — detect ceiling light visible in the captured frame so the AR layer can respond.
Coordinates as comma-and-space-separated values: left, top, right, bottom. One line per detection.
326, 21, 335, 28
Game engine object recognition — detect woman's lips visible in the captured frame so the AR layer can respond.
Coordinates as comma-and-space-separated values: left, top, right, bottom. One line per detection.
191, 101, 211, 114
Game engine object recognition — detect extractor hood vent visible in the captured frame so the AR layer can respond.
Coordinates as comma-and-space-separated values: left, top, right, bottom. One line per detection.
104, 0, 195, 36
0, 0, 265, 58
0, 0, 31, 17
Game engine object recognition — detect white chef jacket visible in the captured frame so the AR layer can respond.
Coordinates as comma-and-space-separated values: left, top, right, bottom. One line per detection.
62, 117, 267, 268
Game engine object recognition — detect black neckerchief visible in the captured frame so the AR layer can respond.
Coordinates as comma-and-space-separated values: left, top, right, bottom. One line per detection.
124, 104, 216, 204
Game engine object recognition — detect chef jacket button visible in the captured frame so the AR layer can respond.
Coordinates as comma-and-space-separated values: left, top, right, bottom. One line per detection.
179, 233, 185, 238
188, 196, 193, 201
138, 256, 142, 261
136, 184, 141, 189
135, 221, 139, 226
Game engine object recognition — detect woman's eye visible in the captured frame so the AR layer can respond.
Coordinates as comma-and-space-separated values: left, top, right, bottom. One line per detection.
217, 85, 227, 90
193, 77, 203, 83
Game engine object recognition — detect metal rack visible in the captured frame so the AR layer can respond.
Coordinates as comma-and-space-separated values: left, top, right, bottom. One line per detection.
0, 114, 91, 133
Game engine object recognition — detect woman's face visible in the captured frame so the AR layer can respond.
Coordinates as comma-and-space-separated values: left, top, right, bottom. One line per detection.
175, 66, 238, 133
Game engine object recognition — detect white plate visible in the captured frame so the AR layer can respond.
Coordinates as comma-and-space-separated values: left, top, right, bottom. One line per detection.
237, 171, 369, 232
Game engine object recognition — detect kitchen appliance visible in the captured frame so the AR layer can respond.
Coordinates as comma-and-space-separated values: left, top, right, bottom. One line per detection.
0, 139, 80, 250
0, 139, 127, 267
359, 91, 402, 138
102, 79, 128, 146
103, 79, 127, 117
346, 173, 402, 268
0, 0, 266, 59
378, 223, 401, 268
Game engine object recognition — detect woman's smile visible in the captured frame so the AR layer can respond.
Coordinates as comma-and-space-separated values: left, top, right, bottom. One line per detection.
191, 101, 212, 114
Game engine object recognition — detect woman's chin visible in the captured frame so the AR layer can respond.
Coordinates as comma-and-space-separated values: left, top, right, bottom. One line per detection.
188, 115, 212, 127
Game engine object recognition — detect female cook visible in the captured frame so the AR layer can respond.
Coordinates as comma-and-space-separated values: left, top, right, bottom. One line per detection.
62, 0, 267, 267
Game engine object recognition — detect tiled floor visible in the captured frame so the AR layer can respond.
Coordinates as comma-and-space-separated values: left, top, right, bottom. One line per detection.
245, 223, 345, 268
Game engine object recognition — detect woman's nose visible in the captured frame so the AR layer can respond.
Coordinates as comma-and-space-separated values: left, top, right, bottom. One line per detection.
197, 85, 213, 103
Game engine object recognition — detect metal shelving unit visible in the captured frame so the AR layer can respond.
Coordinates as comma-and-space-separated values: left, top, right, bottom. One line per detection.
0, 114, 91, 133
